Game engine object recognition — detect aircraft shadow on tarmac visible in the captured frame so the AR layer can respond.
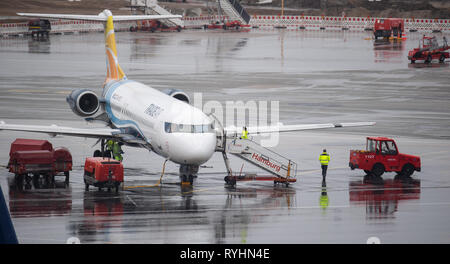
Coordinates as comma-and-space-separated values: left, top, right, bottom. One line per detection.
349, 174, 421, 219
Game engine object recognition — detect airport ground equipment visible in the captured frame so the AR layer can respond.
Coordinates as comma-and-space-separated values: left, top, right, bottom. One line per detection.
203, 0, 251, 30
211, 115, 297, 187
374, 18, 404, 39
7, 139, 72, 189
218, 0, 250, 25
84, 157, 124, 192
204, 20, 251, 30
223, 138, 297, 186
349, 137, 421, 177
408, 35, 449, 63
130, 19, 182, 32
27, 19, 51, 38
129, 0, 184, 30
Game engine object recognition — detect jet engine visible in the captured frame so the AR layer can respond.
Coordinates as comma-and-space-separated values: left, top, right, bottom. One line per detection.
162, 88, 190, 104
66, 89, 101, 117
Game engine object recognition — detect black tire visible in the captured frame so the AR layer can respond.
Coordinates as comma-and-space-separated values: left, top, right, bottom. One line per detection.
401, 163, 415, 177
425, 55, 432, 64
411, 59, 415, 64
364, 170, 371, 175
371, 163, 385, 177
439, 54, 445, 63
64, 171, 69, 186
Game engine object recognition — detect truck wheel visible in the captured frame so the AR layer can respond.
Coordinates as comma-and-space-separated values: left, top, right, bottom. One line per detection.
425, 55, 432, 64
439, 54, 445, 63
401, 164, 415, 177
364, 170, 371, 175
64, 171, 69, 186
371, 163, 385, 177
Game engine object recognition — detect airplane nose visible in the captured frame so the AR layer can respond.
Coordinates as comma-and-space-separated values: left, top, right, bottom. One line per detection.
170, 133, 216, 165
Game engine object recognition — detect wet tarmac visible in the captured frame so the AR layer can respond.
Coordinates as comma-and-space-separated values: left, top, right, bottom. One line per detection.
1, 29, 450, 243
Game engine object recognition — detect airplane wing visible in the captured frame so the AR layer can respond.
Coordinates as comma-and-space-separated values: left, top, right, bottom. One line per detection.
0, 121, 121, 139
17, 13, 182, 21
224, 122, 376, 135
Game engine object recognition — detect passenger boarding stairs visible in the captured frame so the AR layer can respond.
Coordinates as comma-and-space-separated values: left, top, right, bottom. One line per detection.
210, 114, 297, 185
218, 0, 251, 25
225, 138, 297, 180
130, 0, 184, 28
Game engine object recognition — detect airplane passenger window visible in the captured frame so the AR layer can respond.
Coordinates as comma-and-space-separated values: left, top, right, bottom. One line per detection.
194, 125, 203, 133
164, 122, 171, 133
165, 122, 214, 133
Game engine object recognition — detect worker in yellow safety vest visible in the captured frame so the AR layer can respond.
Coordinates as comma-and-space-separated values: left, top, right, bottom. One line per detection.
241, 126, 249, 139
319, 149, 330, 180
112, 142, 124, 162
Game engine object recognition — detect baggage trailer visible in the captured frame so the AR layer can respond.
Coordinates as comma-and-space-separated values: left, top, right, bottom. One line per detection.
349, 137, 421, 177
7, 139, 72, 189
84, 157, 124, 192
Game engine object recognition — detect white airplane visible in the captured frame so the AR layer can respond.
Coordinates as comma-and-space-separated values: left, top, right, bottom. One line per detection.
0, 10, 375, 184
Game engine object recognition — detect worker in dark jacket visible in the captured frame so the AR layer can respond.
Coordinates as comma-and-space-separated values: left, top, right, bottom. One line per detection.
319, 149, 330, 180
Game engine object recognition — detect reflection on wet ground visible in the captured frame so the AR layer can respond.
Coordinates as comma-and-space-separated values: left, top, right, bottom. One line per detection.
350, 175, 420, 219
1, 29, 450, 243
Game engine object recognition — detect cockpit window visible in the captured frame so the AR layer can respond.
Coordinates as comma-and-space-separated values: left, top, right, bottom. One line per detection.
164, 122, 214, 133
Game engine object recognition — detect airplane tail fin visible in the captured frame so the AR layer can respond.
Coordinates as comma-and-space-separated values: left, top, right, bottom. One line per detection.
103, 11, 125, 82
17, 10, 181, 83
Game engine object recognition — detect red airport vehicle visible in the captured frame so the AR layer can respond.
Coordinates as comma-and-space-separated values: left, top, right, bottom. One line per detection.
129, 20, 182, 33
374, 18, 404, 39
408, 35, 449, 63
7, 138, 72, 189
203, 20, 251, 30
349, 137, 421, 177
84, 157, 124, 192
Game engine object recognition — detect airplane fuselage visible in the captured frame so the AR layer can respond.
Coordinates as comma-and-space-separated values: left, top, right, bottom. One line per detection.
103, 79, 216, 165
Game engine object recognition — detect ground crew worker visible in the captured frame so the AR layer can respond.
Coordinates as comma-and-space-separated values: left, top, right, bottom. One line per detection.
319, 149, 330, 180
112, 142, 124, 161
106, 139, 114, 153
241, 126, 249, 139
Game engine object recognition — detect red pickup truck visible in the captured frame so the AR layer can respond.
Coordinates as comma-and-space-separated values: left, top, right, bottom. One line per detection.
349, 137, 421, 177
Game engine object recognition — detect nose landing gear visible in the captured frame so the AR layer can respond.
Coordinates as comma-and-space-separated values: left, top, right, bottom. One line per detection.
180, 164, 199, 185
